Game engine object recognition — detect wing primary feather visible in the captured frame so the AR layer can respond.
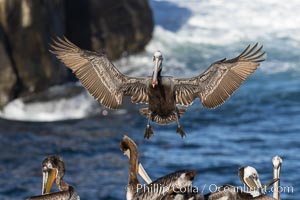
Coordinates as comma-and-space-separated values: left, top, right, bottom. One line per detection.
239, 43, 257, 59
238, 44, 251, 58
173, 43, 265, 108
50, 36, 126, 109
247, 51, 266, 62
244, 45, 263, 59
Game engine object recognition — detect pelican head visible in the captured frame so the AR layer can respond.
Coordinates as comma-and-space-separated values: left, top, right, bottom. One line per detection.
152, 51, 163, 88
120, 135, 138, 157
41, 156, 65, 195
175, 170, 196, 188
239, 166, 264, 194
272, 155, 282, 183
272, 155, 282, 172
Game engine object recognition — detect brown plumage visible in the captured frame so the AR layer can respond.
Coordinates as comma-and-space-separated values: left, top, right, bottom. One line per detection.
173, 44, 265, 109
27, 156, 79, 200
120, 135, 203, 200
50, 37, 265, 139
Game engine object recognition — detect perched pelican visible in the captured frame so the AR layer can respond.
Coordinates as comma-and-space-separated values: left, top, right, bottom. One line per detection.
238, 166, 265, 196
122, 137, 153, 184
204, 166, 277, 200
50, 37, 265, 139
238, 166, 278, 199
120, 135, 203, 199
204, 185, 277, 200
27, 156, 79, 200
204, 184, 278, 200
272, 156, 282, 200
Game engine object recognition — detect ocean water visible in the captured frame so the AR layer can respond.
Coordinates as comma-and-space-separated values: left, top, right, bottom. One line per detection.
1, 0, 300, 199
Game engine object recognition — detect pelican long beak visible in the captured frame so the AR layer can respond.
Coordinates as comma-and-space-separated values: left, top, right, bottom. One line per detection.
42, 168, 57, 195
245, 175, 264, 194
138, 163, 152, 184
123, 149, 130, 157
152, 58, 162, 88
274, 164, 281, 180
264, 178, 279, 188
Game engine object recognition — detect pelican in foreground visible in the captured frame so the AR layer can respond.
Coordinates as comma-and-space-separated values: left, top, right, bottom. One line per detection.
205, 166, 277, 200
27, 156, 79, 200
239, 166, 265, 196
238, 166, 278, 199
204, 184, 276, 200
120, 135, 203, 200
50, 37, 265, 139
272, 156, 282, 200
122, 137, 152, 184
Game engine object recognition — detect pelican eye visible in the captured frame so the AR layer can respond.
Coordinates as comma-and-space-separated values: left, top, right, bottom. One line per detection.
251, 174, 258, 180
47, 163, 53, 169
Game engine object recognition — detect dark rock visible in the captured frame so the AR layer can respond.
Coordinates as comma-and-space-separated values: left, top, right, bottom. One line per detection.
0, 29, 16, 109
65, 0, 154, 59
0, 0, 154, 108
0, 0, 68, 108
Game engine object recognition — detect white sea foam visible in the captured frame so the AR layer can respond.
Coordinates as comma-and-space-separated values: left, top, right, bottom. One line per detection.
0, 86, 100, 122
0, 83, 129, 122
107, 0, 300, 76
182, 0, 300, 41
144, 0, 300, 74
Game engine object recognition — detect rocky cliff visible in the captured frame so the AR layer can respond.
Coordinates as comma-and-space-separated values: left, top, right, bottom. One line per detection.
0, 0, 153, 108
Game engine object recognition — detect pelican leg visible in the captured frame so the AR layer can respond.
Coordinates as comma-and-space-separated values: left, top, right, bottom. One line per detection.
176, 113, 186, 138
144, 113, 154, 139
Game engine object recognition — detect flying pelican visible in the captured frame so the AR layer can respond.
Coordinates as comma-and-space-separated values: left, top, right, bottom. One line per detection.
27, 156, 79, 200
204, 166, 277, 200
50, 37, 265, 139
272, 156, 282, 200
120, 135, 203, 200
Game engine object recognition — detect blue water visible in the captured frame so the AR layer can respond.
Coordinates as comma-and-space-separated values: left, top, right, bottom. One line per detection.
1, 0, 300, 199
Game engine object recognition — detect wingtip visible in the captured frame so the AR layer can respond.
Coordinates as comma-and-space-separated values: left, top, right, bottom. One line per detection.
48, 35, 59, 52
50, 35, 64, 45
48, 35, 80, 54
239, 42, 266, 62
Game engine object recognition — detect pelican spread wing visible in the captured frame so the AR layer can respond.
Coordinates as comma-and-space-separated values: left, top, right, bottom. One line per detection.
50, 37, 149, 109
173, 44, 265, 108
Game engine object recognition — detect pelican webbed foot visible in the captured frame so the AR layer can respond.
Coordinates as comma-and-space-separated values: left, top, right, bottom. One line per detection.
144, 125, 154, 139
176, 125, 186, 138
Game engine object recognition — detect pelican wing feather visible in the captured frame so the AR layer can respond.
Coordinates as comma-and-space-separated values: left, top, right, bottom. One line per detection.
50, 37, 148, 109
173, 43, 265, 108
